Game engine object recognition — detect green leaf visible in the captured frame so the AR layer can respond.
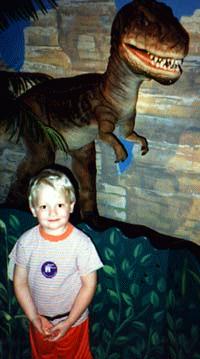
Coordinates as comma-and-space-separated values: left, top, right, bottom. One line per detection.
108, 308, 118, 322
121, 292, 133, 306
96, 283, 102, 295
0, 310, 12, 321
168, 329, 176, 347
102, 328, 112, 343
103, 265, 116, 277
107, 289, 119, 304
92, 302, 104, 312
9, 215, 21, 230
91, 322, 101, 335
150, 291, 159, 307
129, 346, 142, 355
127, 269, 134, 280
0, 283, 8, 303
121, 259, 130, 272
104, 247, 115, 261
188, 269, 200, 286
130, 283, 140, 297
150, 331, 160, 345
140, 254, 152, 265
133, 243, 143, 258
167, 289, 176, 309
141, 293, 151, 307
153, 311, 164, 322
157, 277, 166, 292
0, 219, 6, 232
125, 306, 134, 318
115, 336, 128, 345
94, 345, 106, 359
8, 234, 18, 246
191, 325, 199, 340
109, 231, 116, 245
132, 321, 146, 331
0, 323, 9, 336
169, 347, 177, 359
144, 274, 153, 285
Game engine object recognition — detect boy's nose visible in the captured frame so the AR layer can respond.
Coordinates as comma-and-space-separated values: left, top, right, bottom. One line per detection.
49, 207, 57, 217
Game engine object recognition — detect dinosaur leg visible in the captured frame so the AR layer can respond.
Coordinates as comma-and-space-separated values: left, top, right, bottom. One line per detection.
6, 140, 55, 210
70, 142, 98, 220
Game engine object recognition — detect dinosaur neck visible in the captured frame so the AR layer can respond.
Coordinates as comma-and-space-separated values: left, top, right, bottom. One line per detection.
102, 51, 145, 111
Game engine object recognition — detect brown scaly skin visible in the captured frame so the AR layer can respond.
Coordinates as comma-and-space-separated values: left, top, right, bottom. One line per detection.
5, 0, 189, 221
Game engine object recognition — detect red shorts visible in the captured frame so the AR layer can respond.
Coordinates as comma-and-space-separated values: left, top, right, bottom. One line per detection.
29, 318, 93, 359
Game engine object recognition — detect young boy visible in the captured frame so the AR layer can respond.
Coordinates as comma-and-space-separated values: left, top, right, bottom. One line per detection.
9, 168, 103, 358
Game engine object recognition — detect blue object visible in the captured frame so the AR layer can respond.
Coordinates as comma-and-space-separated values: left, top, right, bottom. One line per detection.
117, 136, 134, 174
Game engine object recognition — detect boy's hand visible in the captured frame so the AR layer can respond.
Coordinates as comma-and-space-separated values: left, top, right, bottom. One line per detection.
39, 316, 53, 336
32, 315, 53, 337
47, 320, 70, 341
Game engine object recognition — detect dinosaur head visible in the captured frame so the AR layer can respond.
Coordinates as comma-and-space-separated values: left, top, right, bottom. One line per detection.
111, 0, 189, 85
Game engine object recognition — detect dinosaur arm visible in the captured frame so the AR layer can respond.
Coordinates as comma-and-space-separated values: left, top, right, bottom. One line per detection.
126, 131, 149, 156
96, 107, 127, 162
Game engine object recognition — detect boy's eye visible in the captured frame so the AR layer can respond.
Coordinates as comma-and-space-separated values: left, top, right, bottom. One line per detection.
40, 205, 47, 210
58, 203, 64, 208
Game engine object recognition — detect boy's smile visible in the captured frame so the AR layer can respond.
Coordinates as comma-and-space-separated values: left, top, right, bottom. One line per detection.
31, 184, 74, 236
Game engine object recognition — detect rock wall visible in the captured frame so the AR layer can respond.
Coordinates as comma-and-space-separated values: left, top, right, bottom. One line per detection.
22, 0, 115, 76
0, 2, 200, 244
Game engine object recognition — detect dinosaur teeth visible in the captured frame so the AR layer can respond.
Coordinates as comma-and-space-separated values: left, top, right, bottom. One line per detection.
149, 54, 183, 71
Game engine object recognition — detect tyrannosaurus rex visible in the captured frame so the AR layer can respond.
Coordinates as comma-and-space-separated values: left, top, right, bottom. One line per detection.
4, 0, 189, 221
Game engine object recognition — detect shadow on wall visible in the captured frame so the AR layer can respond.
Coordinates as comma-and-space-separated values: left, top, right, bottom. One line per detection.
165, 126, 200, 244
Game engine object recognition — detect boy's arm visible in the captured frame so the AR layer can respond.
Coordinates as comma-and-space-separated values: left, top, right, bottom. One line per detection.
14, 264, 46, 335
49, 271, 97, 341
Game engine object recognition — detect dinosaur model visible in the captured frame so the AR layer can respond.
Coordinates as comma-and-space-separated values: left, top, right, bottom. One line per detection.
4, 0, 189, 221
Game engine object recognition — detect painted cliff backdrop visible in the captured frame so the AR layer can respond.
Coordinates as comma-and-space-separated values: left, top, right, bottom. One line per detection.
0, 0, 199, 244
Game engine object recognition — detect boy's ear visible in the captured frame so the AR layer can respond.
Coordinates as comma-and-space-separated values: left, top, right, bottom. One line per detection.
70, 201, 75, 213
30, 207, 37, 217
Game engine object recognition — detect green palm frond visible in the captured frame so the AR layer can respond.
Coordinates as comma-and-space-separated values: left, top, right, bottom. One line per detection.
0, 0, 58, 30
6, 103, 69, 153
0, 71, 68, 153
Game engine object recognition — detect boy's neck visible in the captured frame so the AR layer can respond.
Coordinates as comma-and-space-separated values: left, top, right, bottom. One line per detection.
39, 223, 74, 242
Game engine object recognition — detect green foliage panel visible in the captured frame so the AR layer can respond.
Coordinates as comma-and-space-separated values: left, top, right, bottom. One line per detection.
0, 209, 200, 359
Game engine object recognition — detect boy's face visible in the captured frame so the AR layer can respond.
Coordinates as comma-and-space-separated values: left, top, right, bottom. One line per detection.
30, 184, 74, 235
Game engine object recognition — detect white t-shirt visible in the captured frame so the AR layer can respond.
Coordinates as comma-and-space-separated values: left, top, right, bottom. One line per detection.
9, 223, 103, 326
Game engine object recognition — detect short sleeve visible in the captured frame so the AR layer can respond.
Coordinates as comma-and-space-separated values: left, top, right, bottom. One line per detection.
8, 238, 29, 280
77, 236, 103, 276
9, 240, 27, 267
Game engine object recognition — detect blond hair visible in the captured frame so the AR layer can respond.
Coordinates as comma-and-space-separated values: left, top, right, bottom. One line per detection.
28, 168, 76, 209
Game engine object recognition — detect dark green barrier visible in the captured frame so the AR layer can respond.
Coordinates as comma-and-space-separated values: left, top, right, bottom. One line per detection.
0, 209, 200, 359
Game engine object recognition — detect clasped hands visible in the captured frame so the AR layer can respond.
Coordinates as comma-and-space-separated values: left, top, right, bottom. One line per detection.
32, 315, 70, 341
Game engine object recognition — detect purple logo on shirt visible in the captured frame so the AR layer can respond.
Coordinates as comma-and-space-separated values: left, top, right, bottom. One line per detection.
41, 261, 57, 278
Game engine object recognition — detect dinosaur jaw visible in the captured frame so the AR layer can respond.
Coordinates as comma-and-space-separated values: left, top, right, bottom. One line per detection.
122, 42, 184, 85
